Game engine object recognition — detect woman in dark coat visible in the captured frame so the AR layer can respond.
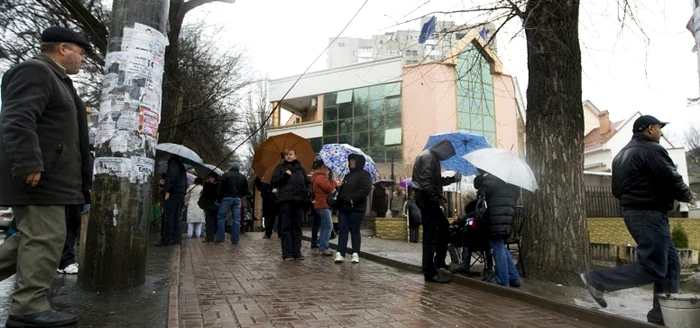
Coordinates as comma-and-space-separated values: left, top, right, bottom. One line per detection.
334, 154, 372, 264
405, 191, 421, 243
474, 171, 521, 287
199, 174, 220, 243
271, 149, 311, 260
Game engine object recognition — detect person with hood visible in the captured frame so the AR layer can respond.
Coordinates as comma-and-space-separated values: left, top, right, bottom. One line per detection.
199, 174, 220, 243
185, 178, 205, 238
404, 191, 421, 243
155, 154, 188, 246
581, 115, 696, 326
271, 149, 311, 260
217, 162, 249, 244
390, 187, 407, 218
311, 158, 337, 256
412, 140, 461, 283
334, 154, 372, 264
474, 171, 521, 287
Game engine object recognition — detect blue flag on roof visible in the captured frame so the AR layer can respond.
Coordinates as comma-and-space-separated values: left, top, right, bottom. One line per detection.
419, 16, 436, 44
479, 27, 489, 41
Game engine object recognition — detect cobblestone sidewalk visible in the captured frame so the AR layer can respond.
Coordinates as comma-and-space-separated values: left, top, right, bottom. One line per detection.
178, 232, 598, 328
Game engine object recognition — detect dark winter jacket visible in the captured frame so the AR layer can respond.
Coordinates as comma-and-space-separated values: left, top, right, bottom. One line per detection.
474, 174, 519, 238
218, 167, 249, 200
372, 185, 388, 215
164, 157, 187, 194
0, 54, 91, 206
338, 154, 372, 212
406, 200, 422, 226
199, 181, 220, 211
271, 159, 311, 203
612, 134, 693, 212
412, 140, 458, 207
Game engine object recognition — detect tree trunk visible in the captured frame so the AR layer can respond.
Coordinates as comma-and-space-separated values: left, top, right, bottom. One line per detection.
522, 0, 590, 284
159, 0, 186, 144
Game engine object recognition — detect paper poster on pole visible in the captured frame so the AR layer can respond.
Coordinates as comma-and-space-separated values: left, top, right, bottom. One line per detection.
116, 111, 139, 131
130, 156, 155, 183
139, 106, 159, 138
94, 157, 132, 178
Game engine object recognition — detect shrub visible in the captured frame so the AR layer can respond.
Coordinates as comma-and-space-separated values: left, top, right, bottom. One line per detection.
672, 224, 689, 249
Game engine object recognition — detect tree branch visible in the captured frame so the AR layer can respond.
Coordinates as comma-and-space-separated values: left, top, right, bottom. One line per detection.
184, 0, 235, 14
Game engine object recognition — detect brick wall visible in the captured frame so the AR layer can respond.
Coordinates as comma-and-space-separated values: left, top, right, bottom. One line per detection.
375, 218, 423, 242
588, 218, 700, 251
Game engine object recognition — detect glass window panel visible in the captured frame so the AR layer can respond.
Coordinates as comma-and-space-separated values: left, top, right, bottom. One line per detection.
370, 115, 385, 130
386, 112, 401, 129
484, 99, 495, 117
338, 134, 351, 144
324, 106, 338, 121
383, 82, 401, 97
354, 101, 369, 116
323, 135, 337, 144
323, 121, 337, 135
336, 90, 353, 104
469, 100, 483, 114
369, 84, 385, 100
339, 118, 353, 134
369, 100, 384, 115
370, 147, 385, 163
484, 132, 496, 146
353, 132, 369, 149
483, 112, 496, 132
339, 103, 353, 119
353, 87, 369, 103
484, 84, 494, 101
309, 137, 322, 153
384, 128, 402, 146
386, 145, 402, 162
370, 130, 384, 147
458, 112, 470, 130
457, 96, 470, 113
470, 114, 484, 131
323, 92, 337, 107
353, 116, 368, 132
385, 97, 401, 113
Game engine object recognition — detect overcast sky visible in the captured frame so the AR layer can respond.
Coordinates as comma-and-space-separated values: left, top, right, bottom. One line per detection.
193, 0, 699, 146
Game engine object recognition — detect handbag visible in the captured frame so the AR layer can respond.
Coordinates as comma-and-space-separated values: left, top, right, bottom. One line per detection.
326, 189, 340, 209
474, 189, 488, 223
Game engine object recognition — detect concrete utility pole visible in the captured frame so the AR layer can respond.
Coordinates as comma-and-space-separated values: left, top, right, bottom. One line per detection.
79, 0, 170, 292
695, 0, 700, 95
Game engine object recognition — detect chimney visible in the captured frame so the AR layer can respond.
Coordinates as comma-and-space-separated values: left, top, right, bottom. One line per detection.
599, 111, 611, 135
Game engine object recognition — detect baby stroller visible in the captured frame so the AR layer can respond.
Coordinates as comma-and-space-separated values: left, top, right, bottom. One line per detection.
450, 216, 494, 279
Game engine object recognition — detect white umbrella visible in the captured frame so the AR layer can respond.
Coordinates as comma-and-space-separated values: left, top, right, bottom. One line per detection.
195, 164, 224, 177
155, 143, 204, 166
463, 148, 538, 192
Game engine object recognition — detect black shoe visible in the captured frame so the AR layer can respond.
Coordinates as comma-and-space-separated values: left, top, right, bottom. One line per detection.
213, 240, 224, 244
152, 241, 170, 246
435, 263, 449, 270
295, 255, 305, 260
263, 235, 271, 239
580, 273, 607, 308
510, 280, 521, 288
283, 257, 295, 261
483, 270, 495, 282
452, 264, 470, 275
425, 275, 451, 284
310, 244, 319, 249
6, 309, 77, 327
202, 240, 211, 243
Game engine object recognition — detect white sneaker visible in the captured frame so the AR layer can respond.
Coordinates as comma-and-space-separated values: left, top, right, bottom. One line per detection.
351, 253, 360, 263
57, 263, 79, 274
334, 252, 344, 263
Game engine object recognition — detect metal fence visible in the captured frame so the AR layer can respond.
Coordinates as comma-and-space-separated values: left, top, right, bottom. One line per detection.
584, 186, 683, 218
300, 209, 376, 230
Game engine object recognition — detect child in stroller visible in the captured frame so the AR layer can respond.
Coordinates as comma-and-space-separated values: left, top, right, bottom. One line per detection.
449, 198, 494, 280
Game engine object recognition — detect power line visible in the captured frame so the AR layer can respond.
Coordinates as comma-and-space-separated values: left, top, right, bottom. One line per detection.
209, 0, 370, 172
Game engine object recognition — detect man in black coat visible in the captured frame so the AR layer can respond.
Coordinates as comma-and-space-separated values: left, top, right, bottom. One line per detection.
581, 115, 696, 326
0, 27, 91, 327
155, 154, 188, 246
412, 140, 461, 283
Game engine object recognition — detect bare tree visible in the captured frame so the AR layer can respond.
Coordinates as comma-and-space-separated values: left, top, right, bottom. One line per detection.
687, 126, 700, 167
231, 80, 272, 176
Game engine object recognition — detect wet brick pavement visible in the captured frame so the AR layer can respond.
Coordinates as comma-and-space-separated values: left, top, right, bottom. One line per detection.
179, 232, 601, 328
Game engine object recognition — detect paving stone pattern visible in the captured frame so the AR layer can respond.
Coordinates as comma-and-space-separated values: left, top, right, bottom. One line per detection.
179, 233, 600, 328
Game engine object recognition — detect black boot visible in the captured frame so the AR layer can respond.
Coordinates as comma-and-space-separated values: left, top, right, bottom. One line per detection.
452, 248, 471, 274
6, 310, 78, 327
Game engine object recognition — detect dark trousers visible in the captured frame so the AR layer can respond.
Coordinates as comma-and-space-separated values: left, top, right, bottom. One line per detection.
204, 209, 218, 242
263, 201, 279, 238
418, 203, 449, 278
409, 225, 420, 243
586, 210, 680, 325
311, 209, 321, 246
279, 201, 303, 258
337, 211, 363, 256
59, 205, 82, 269
161, 193, 185, 244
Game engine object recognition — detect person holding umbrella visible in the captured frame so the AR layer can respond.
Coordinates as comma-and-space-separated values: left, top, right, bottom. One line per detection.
334, 154, 372, 264
412, 140, 462, 283
155, 153, 188, 246
271, 149, 311, 260
199, 174, 220, 243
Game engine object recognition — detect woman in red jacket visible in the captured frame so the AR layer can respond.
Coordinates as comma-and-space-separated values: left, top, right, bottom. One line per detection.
311, 159, 336, 256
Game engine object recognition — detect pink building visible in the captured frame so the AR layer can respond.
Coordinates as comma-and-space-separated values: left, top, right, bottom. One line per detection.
267, 29, 525, 179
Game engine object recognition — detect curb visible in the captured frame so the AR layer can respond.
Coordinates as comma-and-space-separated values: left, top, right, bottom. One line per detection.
167, 245, 181, 328
302, 235, 658, 328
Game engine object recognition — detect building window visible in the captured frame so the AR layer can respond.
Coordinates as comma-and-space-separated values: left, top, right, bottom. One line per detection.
455, 43, 496, 145
309, 137, 322, 153
389, 50, 402, 57
338, 42, 345, 47
322, 82, 402, 163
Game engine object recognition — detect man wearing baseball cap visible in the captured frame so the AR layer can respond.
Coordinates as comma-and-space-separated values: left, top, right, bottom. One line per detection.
580, 115, 696, 325
0, 26, 92, 327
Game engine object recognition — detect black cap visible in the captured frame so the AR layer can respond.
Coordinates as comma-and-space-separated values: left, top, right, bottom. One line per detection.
41, 27, 91, 50
312, 157, 324, 170
632, 115, 669, 133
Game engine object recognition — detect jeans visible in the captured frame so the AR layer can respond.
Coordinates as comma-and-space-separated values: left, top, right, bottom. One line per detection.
59, 205, 82, 269
187, 222, 203, 238
279, 202, 303, 258
217, 197, 241, 244
337, 211, 362, 256
204, 209, 218, 242
586, 210, 679, 325
316, 209, 333, 252
409, 225, 420, 243
162, 193, 185, 244
311, 209, 321, 246
417, 203, 449, 278
489, 237, 520, 287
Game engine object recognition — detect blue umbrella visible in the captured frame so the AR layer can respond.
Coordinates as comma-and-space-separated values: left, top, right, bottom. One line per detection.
319, 144, 378, 181
423, 131, 492, 176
